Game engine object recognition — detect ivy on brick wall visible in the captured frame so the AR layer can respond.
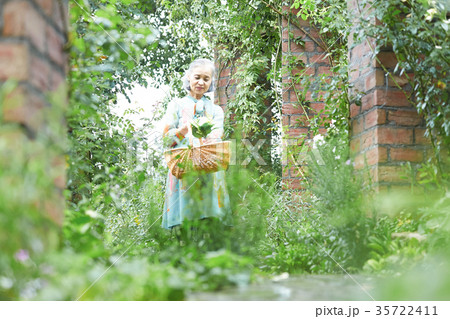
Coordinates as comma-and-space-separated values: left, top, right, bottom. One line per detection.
208, 0, 281, 170
356, 0, 449, 180
286, 0, 352, 138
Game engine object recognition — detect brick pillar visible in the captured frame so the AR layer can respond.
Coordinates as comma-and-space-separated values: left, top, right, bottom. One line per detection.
214, 54, 237, 111
0, 0, 68, 224
348, 0, 429, 189
281, 4, 333, 190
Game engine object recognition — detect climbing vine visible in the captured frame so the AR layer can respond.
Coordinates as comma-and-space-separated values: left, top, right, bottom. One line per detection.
205, 0, 282, 169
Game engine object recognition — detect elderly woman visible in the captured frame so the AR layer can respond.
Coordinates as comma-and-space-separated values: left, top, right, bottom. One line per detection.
161, 58, 231, 231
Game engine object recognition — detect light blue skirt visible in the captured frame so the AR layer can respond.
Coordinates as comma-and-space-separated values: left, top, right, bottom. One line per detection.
161, 169, 232, 229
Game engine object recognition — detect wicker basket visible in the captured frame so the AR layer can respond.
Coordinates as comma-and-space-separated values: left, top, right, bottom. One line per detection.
164, 141, 231, 179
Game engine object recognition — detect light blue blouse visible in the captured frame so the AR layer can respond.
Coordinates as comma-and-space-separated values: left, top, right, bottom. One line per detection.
163, 95, 225, 148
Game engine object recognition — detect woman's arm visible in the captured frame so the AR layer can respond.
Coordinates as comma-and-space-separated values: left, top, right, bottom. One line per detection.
162, 100, 189, 148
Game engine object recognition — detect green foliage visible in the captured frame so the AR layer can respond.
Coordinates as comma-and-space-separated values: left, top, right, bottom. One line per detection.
262, 137, 370, 273
371, 191, 450, 300
145, 2, 212, 90
34, 250, 189, 300
102, 176, 166, 254
69, 0, 147, 204
0, 80, 67, 300
261, 135, 449, 279
374, 255, 450, 300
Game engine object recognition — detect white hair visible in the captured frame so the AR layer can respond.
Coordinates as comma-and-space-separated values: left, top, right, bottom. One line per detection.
183, 58, 216, 93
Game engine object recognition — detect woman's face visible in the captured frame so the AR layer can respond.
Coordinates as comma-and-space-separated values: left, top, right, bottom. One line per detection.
188, 65, 213, 99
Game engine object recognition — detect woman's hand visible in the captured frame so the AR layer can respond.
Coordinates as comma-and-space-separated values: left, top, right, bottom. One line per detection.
179, 123, 190, 136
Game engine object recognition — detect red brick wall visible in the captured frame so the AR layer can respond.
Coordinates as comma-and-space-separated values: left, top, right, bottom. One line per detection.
348, 0, 429, 190
0, 0, 68, 223
280, 5, 332, 190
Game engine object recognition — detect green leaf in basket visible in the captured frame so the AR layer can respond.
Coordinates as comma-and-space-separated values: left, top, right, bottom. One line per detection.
191, 117, 214, 138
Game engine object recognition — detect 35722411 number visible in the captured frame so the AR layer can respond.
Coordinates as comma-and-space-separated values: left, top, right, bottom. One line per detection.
375, 306, 438, 316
